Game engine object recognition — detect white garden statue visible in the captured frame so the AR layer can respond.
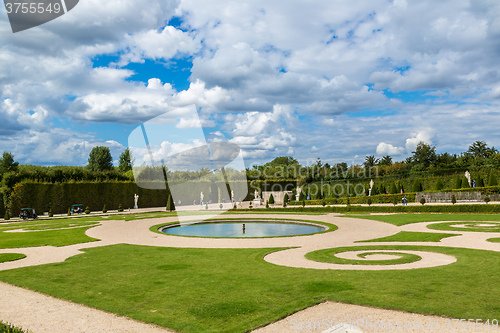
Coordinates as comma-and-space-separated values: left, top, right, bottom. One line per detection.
133, 194, 139, 209
465, 170, 471, 187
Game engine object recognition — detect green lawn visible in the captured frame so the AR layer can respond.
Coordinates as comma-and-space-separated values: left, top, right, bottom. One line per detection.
306, 245, 422, 265
357, 231, 459, 243
0, 253, 26, 263
0, 244, 498, 333
487, 238, 500, 243
342, 213, 500, 226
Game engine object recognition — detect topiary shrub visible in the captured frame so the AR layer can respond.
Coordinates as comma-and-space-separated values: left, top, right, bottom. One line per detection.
484, 196, 491, 204
49, 208, 53, 217
67, 207, 71, 216
392, 196, 398, 206
367, 197, 372, 206
4, 212, 9, 220
461, 176, 470, 188
268, 194, 275, 205
283, 201, 287, 208
435, 179, 444, 191
488, 173, 498, 186
102, 205, 107, 213
420, 197, 426, 205
451, 195, 457, 205
118, 204, 123, 212
322, 200, 326, 207
284, 193, 289, 204
302, 200, 305, 207
266, 202, 269, 209
85, 206, 91, 214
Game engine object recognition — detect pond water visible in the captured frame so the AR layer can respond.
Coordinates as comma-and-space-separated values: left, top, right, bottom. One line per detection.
161, 220, 326, 238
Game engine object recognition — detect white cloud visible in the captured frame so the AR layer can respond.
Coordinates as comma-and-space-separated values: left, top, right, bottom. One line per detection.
376, 142, 404, 156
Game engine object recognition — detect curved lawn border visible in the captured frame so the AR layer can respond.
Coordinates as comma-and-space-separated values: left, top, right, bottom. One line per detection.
357, 231, 460, 243
305, 246, 422, 265
150, 218, 337, 239
0, 253, 26, 263
487, 237, 500, 243
427, 221, 500, 233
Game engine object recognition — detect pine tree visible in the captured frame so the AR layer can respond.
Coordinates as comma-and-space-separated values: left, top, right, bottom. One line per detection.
461, 176, 470, 188
166, 195, 175, 211
451, 195, 457, 205
283, 193, 289, 204
488, 172, 498, 186
435, 179, 444, 191
298, 190, 305, 201
268, 194, 275, 204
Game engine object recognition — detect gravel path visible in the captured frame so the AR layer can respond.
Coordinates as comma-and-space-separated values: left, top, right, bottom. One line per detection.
0, 212, 499, 332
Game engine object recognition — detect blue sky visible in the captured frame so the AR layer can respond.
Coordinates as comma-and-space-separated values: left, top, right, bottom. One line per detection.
1, 0, 500, 169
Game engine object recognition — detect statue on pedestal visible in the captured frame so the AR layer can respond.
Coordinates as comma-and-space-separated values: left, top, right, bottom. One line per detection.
133, 194, 139, 209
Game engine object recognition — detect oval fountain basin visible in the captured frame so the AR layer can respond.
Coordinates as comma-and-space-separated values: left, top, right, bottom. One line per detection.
160, 220, 326, 238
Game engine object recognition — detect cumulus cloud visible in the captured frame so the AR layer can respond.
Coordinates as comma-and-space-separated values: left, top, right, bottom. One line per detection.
376, 142, 405, 156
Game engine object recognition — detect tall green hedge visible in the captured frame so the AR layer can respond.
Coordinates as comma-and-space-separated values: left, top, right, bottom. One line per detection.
8, 181, 170, 215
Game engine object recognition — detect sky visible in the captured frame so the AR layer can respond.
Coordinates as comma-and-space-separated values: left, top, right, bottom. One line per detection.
1, 0, 500, 169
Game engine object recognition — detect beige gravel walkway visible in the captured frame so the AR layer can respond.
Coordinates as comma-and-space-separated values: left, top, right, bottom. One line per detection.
1, 212, 499, 332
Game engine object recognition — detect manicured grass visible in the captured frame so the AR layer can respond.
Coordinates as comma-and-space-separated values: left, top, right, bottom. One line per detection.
357, 231, 459, 243
305, 246, 421, 265
0, 244, 498, 333
342, 213, 500, 226
0, 219, 100, 248
487, 238, 500, 243
427, 222, 500, 233
0, 253, 26, 263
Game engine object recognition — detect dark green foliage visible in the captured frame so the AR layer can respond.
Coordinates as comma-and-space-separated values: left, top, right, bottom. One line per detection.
67, 207, 71, 216
268, 194, 275, 204
484, 196, 491, 204
412, 181, 422, 192
367, 197, 372, 206
451, 195, 457, 205
390, 182, 397, 194
3, 212, 9, 220
166, 195, 175, 211
0, 152, 19, 174
0, 321, 31, 333
321, 200, 326, 207
283, 193, 289, 203
48, 208, 53, 217
476, 177, 484, 187
298, 189, 305, 201
302, 200, 305, 207
118, 148, 133, 173
265, 202, 269, 209
102, 205, 107, 213
435, 178, 444, 190
455, 175, 462, 189
392, 196, 398, 206
420, 197, 426, 205
488, 172, 498, 186
87, 146, 113, 172
118, 204, 123, 212
85, 206, 90, 214
0, 192, 5, 217
461, 176, 469, 188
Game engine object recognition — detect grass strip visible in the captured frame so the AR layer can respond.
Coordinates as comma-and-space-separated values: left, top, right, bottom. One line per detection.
0, 253, 26, 263
305, 246, 421, 265
357, 231, 459, 243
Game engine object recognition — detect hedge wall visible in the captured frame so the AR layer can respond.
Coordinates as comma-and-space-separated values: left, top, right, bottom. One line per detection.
235, 204, 500, 214
8, 181, 171, 215
289, 193, 417, 206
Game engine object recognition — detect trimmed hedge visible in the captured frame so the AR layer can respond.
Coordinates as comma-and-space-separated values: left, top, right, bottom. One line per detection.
232, 204, 500, 214
289, 193, 416, 206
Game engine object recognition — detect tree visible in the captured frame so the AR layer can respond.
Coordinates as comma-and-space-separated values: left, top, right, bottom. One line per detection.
283, 193, 289, 203
379, 155, 393, 166
268, 194, 275, 204
488, 172, 498, 186
166, 194, 175, 211
87, 146, 113, 172
467, 141, 498, 159
411, 142, 437, 168
412, 181, 422, 192
0, 152, 19, 174
461, 176, 470, 188
364, 155, 379, 169
435, 178, 444, 191
118, 148, 133, 173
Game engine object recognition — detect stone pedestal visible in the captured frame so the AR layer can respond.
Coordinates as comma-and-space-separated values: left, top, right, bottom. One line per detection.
253, 198, 263, 206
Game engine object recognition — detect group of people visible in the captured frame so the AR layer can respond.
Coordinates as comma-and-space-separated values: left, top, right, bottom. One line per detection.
19, 209, 37, 220
401, 195, 408, 205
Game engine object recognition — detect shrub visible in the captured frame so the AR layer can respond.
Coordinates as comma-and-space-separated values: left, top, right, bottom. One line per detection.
118, 204, 123, 212
233, 203, 237, 209
451, 195, 457, 205
283, 201, 287, 208
4, 212, 9, 220
268, 194, 275, 204
420, 197, 426, 205
266, 202, 269, 209
454, 175, 462, 189
85, 206, 91, 214
367, 197, 372, 206
488, 173, 498, 186
302, 200, 305, 207
484, 196, 491, 204
67, 207, 71, 216
392, 196, 398, 206
435, 179, 444, 191
477, 177, 484, 187
412, 181, 422, 192
102, 205, 107, 213
461, 176, 469, 188
298, 190, 305, 201
283, 193, 289, 203
166, 195, 175, 212
249, 202, 253, 209
49, 208, 53, 217
322, 200, 326, 207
